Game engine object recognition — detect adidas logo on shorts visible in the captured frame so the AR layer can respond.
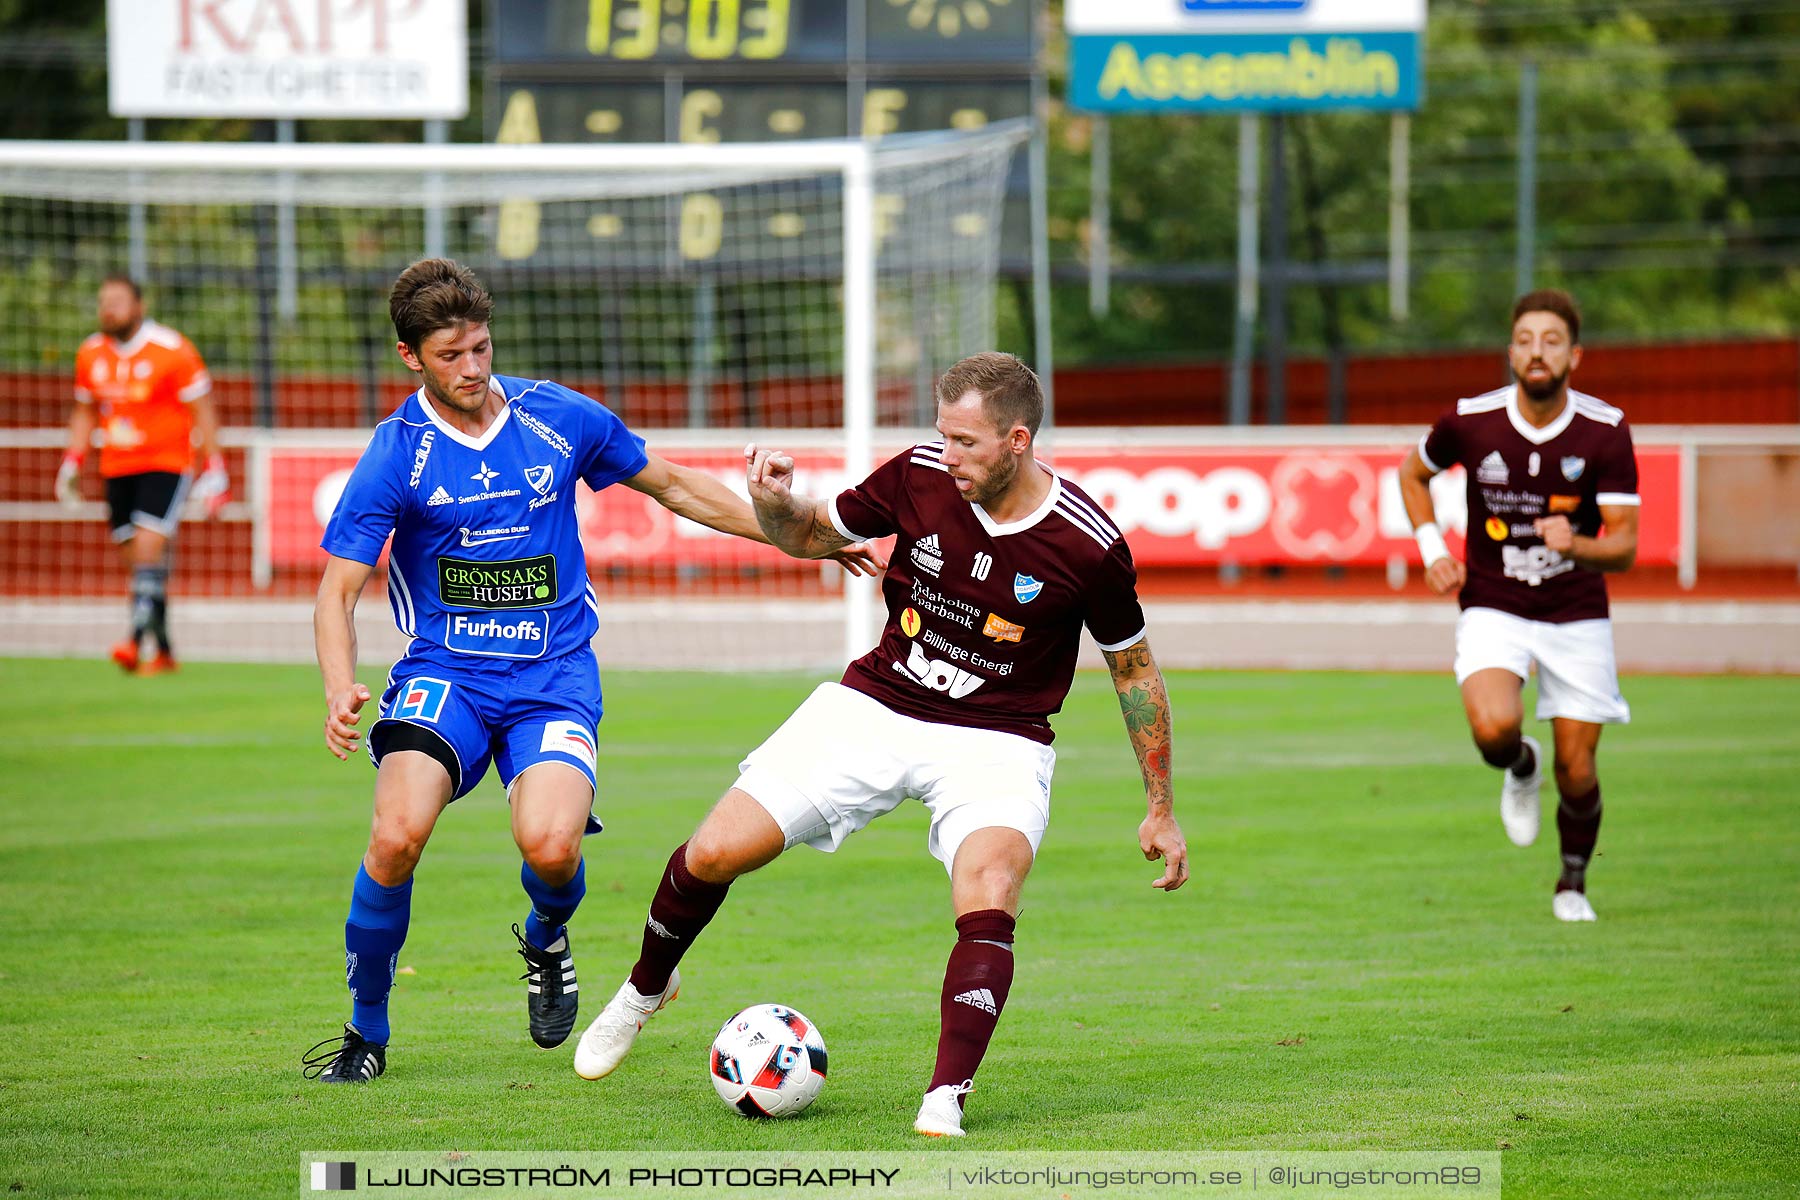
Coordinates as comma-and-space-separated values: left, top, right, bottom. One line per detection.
952, 987, 997, 1015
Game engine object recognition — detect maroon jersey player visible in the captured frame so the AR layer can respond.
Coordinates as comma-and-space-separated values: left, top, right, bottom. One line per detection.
572, 352, 1188, 1134
1399, 290, 1640, 923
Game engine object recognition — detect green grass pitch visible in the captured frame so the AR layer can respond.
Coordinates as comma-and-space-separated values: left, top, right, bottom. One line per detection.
0, 659, 1795, 1198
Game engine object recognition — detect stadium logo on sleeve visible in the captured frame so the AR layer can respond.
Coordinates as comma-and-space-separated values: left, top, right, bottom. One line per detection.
392, 677, 451, 722
525, 464, 554, 495
539, 720, 597, 773
1013, 573, 1044, 604
983, 613, 1025, 643
901, 607, 922, 637
1561, 456, 1587, 481
408, 430, 436, 489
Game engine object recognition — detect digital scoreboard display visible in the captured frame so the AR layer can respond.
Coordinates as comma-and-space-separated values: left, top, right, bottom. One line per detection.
492, 0, 1032, 65
485, 0, 1036, 264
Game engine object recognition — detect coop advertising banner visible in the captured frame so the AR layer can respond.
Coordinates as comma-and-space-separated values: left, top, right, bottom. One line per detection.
107, 0, 469, 119
268, 441, 1682, 571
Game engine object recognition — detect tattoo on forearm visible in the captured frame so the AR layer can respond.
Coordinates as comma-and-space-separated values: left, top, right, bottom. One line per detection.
1102, 643, 1154, 674
1119, 685, 1156, 733
1114, 671, 1173, 805
811, 509, 853, 552
754, 497, 812, 551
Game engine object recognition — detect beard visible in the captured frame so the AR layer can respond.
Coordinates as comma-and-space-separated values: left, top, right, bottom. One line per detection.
1518, 361, 1568, 400
964, 451, 1019, 507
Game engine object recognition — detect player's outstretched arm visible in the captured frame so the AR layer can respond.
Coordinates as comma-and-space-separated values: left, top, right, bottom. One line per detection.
1101, 637, 1188, 892
742, 443, 888, 574
1399, 446, 1465, 596
624, 450, 885, 576
626, 451, 771, 543
315, 554, 375, 760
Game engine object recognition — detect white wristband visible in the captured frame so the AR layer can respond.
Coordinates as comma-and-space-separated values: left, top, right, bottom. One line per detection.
1413, 524, 1450, 567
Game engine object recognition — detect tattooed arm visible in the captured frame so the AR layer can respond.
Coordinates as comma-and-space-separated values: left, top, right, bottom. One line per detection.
744, 442, 858, 559
1102, 636, 1188, 892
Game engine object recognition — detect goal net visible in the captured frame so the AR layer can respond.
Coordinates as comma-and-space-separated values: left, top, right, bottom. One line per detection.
0, 125, 1024, 671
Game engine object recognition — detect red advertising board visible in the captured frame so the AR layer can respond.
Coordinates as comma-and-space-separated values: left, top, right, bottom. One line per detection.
266, 442, 1682, 570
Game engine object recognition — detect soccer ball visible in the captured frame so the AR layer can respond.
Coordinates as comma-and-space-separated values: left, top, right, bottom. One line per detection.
708, 1003, 828, 1118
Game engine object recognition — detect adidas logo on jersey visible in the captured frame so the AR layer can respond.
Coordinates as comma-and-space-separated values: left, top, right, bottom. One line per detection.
426, 485, 454, 507
910, 532, 944, 577
1476, 451, 1510, 485
952, 988, 998, 1015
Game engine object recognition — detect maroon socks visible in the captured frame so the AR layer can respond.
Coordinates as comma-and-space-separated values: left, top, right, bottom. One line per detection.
628, 842, 729, 997
1556, 784, 1603, 892
928, 908, 1017, 1099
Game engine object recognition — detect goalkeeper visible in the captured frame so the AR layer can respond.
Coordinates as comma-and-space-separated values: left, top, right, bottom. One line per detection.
303, 258, 881, 1084
57, 274, 229, 675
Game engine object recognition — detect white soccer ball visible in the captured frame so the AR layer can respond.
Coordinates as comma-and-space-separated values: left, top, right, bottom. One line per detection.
708, 1003, 828, 1118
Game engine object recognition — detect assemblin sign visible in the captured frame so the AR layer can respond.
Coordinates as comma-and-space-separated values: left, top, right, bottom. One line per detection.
1067, 0, 1425, 113
107, 0, 468, 119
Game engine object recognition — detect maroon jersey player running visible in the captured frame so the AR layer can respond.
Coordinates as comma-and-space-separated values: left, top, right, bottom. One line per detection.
1399, 290, 1640, 923
572, 352, 1188, 1134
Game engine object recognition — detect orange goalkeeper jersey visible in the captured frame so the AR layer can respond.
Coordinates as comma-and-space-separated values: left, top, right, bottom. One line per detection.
74, 320, 212, 478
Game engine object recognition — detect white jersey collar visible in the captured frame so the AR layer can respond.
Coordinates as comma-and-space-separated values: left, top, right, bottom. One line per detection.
416, 377, 512, 451
107, 319, 165, 358
1507, 388, 1576, 445
972, 469, 1061, 537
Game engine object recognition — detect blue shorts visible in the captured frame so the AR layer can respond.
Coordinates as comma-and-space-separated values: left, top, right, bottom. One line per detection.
368, 647, 604, 821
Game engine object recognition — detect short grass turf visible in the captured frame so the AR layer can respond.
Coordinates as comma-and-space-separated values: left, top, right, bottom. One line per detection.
0, 660, 1795, 1198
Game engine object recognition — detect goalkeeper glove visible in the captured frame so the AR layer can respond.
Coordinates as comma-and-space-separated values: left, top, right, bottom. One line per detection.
54, 451, 83, 509
194, 453, 230, 519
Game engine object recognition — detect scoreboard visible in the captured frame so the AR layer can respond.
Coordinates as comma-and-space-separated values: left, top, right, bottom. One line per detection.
491, 0, 1032, 68
484, 0, 1037, 261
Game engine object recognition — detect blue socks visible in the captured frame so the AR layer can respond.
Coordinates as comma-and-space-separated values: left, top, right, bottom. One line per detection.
344, 864, 412, 1046
521, 858, 586, 950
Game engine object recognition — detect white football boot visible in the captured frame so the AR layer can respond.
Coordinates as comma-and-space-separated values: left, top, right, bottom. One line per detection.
1500, 734, 1543, 847
1553, 890, 1598, 922
914, 1080, 974, 1137
572, 968, 680, 1080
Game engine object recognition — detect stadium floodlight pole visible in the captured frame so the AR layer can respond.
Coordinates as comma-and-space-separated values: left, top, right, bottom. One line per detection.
1228, 113, 1261, 426
1388, 112, 1411, 323
1515, 59, 1539, 298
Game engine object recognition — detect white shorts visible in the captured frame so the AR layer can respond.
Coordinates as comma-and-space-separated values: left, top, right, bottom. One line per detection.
1454, 607, 1631, 725
734, 682, 1056, 874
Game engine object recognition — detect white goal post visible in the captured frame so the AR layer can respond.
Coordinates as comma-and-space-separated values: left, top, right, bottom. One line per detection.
0, 125, 1026, 670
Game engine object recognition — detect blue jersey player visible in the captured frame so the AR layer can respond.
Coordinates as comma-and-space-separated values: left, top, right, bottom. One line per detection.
302, 260, 880, 1083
